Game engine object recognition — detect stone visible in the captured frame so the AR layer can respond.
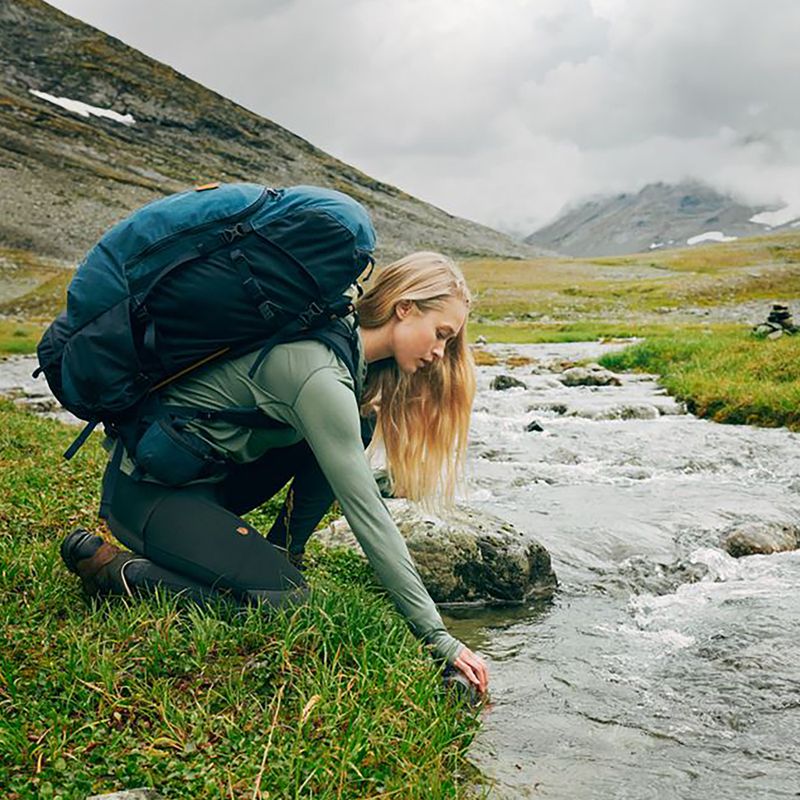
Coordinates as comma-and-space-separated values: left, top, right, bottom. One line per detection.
525, 420, 544, 432
752, 324, 777, 338
753, 304, 798, 336
571, 403, 660, 421
315, 499, 557, 604
490, 374, 527, 391
558, 366, 622, 387
87, 790, 163, 800
475, 335, 488, 344
721, 522, 800, 558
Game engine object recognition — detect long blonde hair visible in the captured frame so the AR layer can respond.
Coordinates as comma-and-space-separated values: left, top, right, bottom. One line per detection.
357, 251, 476, 506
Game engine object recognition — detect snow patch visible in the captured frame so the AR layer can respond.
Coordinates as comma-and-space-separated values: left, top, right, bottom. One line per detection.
750, 206, 800, 228
649, 242, 664, 250
686, 231, 738, 246
29, 89, 135, 126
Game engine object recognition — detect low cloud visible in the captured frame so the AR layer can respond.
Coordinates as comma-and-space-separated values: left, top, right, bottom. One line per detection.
49, 0, 800, 232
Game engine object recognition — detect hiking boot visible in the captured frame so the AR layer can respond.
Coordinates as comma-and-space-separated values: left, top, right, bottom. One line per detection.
60, 528, 137, 597
60, 528, 103, 573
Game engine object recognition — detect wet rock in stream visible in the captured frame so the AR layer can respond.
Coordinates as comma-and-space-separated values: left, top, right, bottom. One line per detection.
317, 499, 557, 604
490, 374, 527, 391
721, 522, 800, 557
558, 364, 622, 387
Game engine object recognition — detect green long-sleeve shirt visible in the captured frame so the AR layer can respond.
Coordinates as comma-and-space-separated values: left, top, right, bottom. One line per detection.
115, 329, 463, 664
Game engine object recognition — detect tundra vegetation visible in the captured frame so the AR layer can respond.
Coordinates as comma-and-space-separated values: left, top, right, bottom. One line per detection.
1, 230, 799, 797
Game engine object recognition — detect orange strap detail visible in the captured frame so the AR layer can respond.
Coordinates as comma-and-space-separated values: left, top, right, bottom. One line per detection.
150, 347, 231, 392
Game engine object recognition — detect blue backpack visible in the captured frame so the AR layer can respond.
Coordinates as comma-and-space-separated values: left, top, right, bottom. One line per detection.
35, 182, 377, 478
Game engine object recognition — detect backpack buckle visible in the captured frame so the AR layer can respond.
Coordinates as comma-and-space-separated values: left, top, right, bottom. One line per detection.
222, 222, 251, 244
258, 300, 278, 322
299, 302, 324, 328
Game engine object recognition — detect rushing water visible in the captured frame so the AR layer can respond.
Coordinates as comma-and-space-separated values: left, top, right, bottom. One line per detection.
447, 342, 800, 799
4, 347, 800, 798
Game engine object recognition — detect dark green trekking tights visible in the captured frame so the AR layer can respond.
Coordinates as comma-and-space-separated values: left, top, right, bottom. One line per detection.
102, 440, 336, 608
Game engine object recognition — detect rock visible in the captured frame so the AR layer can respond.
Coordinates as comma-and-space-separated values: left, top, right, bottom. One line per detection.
490, 374, 527, 391
721, 522, 800, 558
87, 790, 163, 800
528, 402, 568, 416
559, 366, 622, 387
525, 420, 544, 432
580, 403, 660, 421
752, 304, 798, 336
752, 322, 779, 337
315, 499, 557, 604
475, 335, 487, 344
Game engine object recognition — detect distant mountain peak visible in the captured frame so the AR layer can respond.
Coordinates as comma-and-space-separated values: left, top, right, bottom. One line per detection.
526, 180, 792, 257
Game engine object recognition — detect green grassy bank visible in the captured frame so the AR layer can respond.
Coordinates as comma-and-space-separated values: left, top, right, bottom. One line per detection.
0, 401, 480, 800
598, 330, 800, 430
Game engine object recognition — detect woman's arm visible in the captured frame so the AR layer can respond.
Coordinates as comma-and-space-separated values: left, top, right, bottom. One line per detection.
287, 366, 464, 663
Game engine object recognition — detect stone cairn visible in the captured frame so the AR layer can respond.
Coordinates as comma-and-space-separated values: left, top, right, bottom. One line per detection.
752, 304, 798, 339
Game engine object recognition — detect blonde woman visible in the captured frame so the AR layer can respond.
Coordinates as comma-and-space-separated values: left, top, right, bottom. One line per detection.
60, 251, 489, 694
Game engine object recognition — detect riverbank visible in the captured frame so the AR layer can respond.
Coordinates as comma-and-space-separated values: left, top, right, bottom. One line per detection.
0, 399, 481, 799
597, 330, 800, 431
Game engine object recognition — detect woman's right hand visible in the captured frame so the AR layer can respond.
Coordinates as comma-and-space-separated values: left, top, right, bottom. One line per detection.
453, 646, 490, 694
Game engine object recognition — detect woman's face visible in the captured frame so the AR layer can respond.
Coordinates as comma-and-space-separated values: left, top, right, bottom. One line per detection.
391, 295, 468, 374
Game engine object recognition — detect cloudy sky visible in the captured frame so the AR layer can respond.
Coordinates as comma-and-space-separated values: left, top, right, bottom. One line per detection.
48, 0, 800, 234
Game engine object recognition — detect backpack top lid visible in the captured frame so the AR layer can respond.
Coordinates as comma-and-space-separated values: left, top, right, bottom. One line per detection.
267, 185, 377, 256
65, 183, 377, 331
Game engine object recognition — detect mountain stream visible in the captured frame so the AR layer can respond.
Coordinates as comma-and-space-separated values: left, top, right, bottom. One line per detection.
452, 342, 800, 799
3, 344, 800, 799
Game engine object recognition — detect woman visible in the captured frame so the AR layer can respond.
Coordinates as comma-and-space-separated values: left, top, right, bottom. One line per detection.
60, 251, 489, 694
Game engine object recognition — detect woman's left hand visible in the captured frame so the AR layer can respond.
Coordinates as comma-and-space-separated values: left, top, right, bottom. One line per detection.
452, 646, 490, 694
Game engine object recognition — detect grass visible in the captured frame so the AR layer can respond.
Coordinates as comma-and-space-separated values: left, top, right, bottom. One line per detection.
460, 231, 800, 320
0, 320, 48, 355
468, 320, 742, 345
0, 400, 481, 800
598, 330, 800, 430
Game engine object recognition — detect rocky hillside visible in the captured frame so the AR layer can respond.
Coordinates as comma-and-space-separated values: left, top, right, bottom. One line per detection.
0, 0, 538, 264
526, 181, 796, 257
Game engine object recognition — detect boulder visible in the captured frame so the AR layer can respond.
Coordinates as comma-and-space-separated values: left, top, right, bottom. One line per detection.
490, 374, 527, 391
525, 419, 545, 432
315, 499, 557, 604
721, 522, 800, 558
559, 365, 622, 387
88, 791, 163, 800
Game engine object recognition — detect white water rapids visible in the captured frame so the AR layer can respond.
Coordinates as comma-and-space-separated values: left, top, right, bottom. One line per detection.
449, 342, 800, 799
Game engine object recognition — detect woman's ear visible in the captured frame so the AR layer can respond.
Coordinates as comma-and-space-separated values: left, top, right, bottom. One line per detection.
395, 299, 414, 320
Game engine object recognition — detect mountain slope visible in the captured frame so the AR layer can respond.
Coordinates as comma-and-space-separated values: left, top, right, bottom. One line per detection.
0, 0, 538, 263
525, 181, 794, 257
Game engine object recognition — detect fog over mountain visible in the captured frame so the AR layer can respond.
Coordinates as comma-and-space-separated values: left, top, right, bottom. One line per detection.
45, 0, 800, 235
525, 181, 798, 257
